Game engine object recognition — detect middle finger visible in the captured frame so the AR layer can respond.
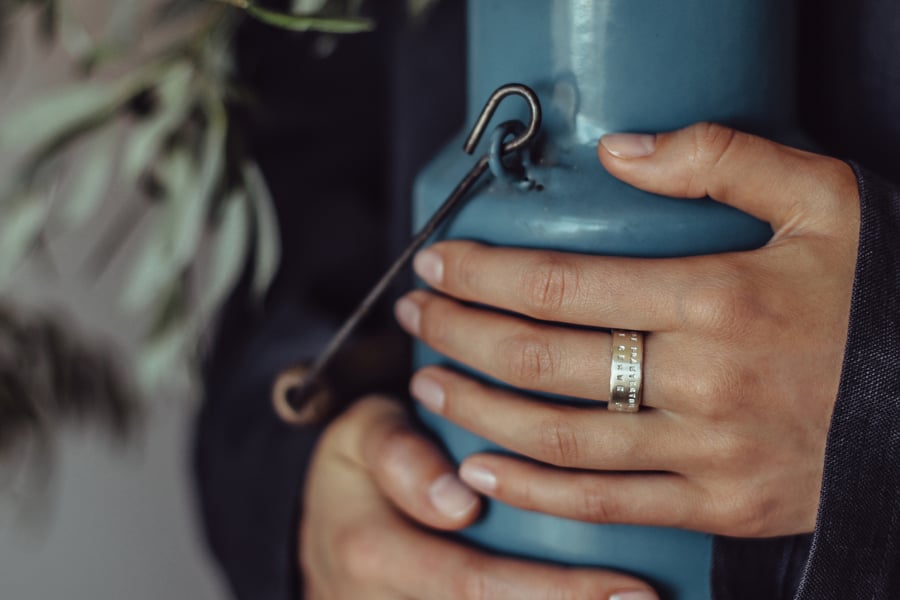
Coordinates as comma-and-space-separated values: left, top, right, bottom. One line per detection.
396, 289, 685, 411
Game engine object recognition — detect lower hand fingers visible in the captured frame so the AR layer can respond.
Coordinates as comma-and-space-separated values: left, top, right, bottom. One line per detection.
345, 395, 481, 529
352, 516, 659, 600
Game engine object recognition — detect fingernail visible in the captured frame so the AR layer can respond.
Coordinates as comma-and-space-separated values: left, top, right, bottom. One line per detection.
410, 374, 445, 413
610, 591, 659, 600
414, 249, 444, 285
460, 463, 497, 493
600, 133, 656, 158
394, 296, 421, 335
429, 474, 479, 519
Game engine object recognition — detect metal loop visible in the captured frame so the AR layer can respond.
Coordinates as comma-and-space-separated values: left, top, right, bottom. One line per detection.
488, 120, 531, 185
464, 83, 542, 156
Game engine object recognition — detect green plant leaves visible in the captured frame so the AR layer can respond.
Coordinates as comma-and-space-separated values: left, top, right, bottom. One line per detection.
167, 95, 227, 271
202, 189, 250, 315
62, 129, 117, 228
0, 0, 386, 396
214, 0, 375, 33
244, 3, 374, 32
122, 62, 195, 183
138, 282, 189, 389
243, 161, 280, 300
0, 69, 151, 163
0, 191, 50, 285
120, 147, 192, 314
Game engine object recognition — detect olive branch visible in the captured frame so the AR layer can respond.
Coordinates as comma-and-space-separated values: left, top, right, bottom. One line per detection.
0, 0, 383, 390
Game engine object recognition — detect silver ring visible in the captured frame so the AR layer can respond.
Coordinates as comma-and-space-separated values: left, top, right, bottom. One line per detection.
609, 330, 645, 413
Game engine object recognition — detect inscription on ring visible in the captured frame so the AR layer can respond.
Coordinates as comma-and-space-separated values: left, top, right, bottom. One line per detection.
610, 331, 643, 411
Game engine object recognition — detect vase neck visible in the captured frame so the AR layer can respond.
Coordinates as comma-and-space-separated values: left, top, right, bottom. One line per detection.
467, 0, 797, 144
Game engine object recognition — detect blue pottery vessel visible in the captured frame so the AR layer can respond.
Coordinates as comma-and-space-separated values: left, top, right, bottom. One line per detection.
413, 2, 798, 598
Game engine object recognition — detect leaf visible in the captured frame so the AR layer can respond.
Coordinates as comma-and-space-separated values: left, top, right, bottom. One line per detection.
104, 0, 139, 46
137, 282, 189, 388
242, 161, 280, 299
166, 94, 227, 271
0, 69, 151, 160
55, 1, 95, 61
122, 62, 195, 183
119, 149, 193, 313
137, 325, 187, 390
407, 0, 439, 19
0, 192, 50, 286
200, 189, 250, 315
120, 231, 173, 313
61, 129, 117, 228
291, 0, 328, 13
244, 4, 375, 33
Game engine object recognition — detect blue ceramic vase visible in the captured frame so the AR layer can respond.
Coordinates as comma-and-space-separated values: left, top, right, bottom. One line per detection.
413, 2, 798, 598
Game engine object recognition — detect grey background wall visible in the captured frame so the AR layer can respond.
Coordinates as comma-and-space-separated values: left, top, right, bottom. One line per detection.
0, 4, 230, 599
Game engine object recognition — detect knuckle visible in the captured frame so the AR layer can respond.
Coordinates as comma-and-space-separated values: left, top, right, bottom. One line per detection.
418, 298, 451, 346
697, 427, 753, 478
691, 122, 739, 169
522, 255, 581, 317
457, 560, 490, 600
498, 332, 558, 386
536, 414, 582, 466
373, 423, 419, 470
454, 242, 484, 294
683, 276, 758, 335
715, 490, 772, 538
684, 366, 754, 422
578, 486, 620, 524
547, 580, 607, 600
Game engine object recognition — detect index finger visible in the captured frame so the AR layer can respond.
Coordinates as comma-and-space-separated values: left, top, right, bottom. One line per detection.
413, 240, 739, 331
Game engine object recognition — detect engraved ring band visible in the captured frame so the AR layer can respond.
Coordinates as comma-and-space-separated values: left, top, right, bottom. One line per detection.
609, 329, 645, 413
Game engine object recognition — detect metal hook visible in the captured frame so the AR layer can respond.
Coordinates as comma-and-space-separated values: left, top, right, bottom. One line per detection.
274, 84, 543, 425
464, 84, 542, 155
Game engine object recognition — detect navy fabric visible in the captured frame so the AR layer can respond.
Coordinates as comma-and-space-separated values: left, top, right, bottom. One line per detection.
797, 165, 900, 598
194, 1, 900, 598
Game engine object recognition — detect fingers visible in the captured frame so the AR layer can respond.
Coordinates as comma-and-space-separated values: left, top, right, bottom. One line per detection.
409, 367, 683, 471
396, 289, 704, 411
344, 512, 659, 600
598, 122, 857, 231
337, 396, 481, 530
396, 289, 614, 403
459, 454, 707, 532
412, 239, 725, 332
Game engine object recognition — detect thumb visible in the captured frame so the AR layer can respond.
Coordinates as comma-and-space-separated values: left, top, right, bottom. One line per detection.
597, 122, 853, 230
345, 395, 481, 531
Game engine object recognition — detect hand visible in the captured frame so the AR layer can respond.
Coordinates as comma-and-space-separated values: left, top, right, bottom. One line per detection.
395, 122, 860, 538
302, 395, 660, 599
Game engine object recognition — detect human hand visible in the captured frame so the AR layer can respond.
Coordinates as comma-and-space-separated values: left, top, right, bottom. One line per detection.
302, 395, 660, 599
395, 122, 860, 538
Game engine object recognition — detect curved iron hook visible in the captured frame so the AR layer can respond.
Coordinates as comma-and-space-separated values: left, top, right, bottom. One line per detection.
464, 83, 542, 155
275, 84, 544, 425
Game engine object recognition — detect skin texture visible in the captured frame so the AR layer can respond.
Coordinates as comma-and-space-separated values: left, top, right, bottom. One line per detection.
301, 395, 659, 599
396, 122, 860, 538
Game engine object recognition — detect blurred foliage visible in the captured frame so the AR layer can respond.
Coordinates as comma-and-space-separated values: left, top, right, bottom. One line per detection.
0, 0, 382, 451
0, 303, 136, 452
